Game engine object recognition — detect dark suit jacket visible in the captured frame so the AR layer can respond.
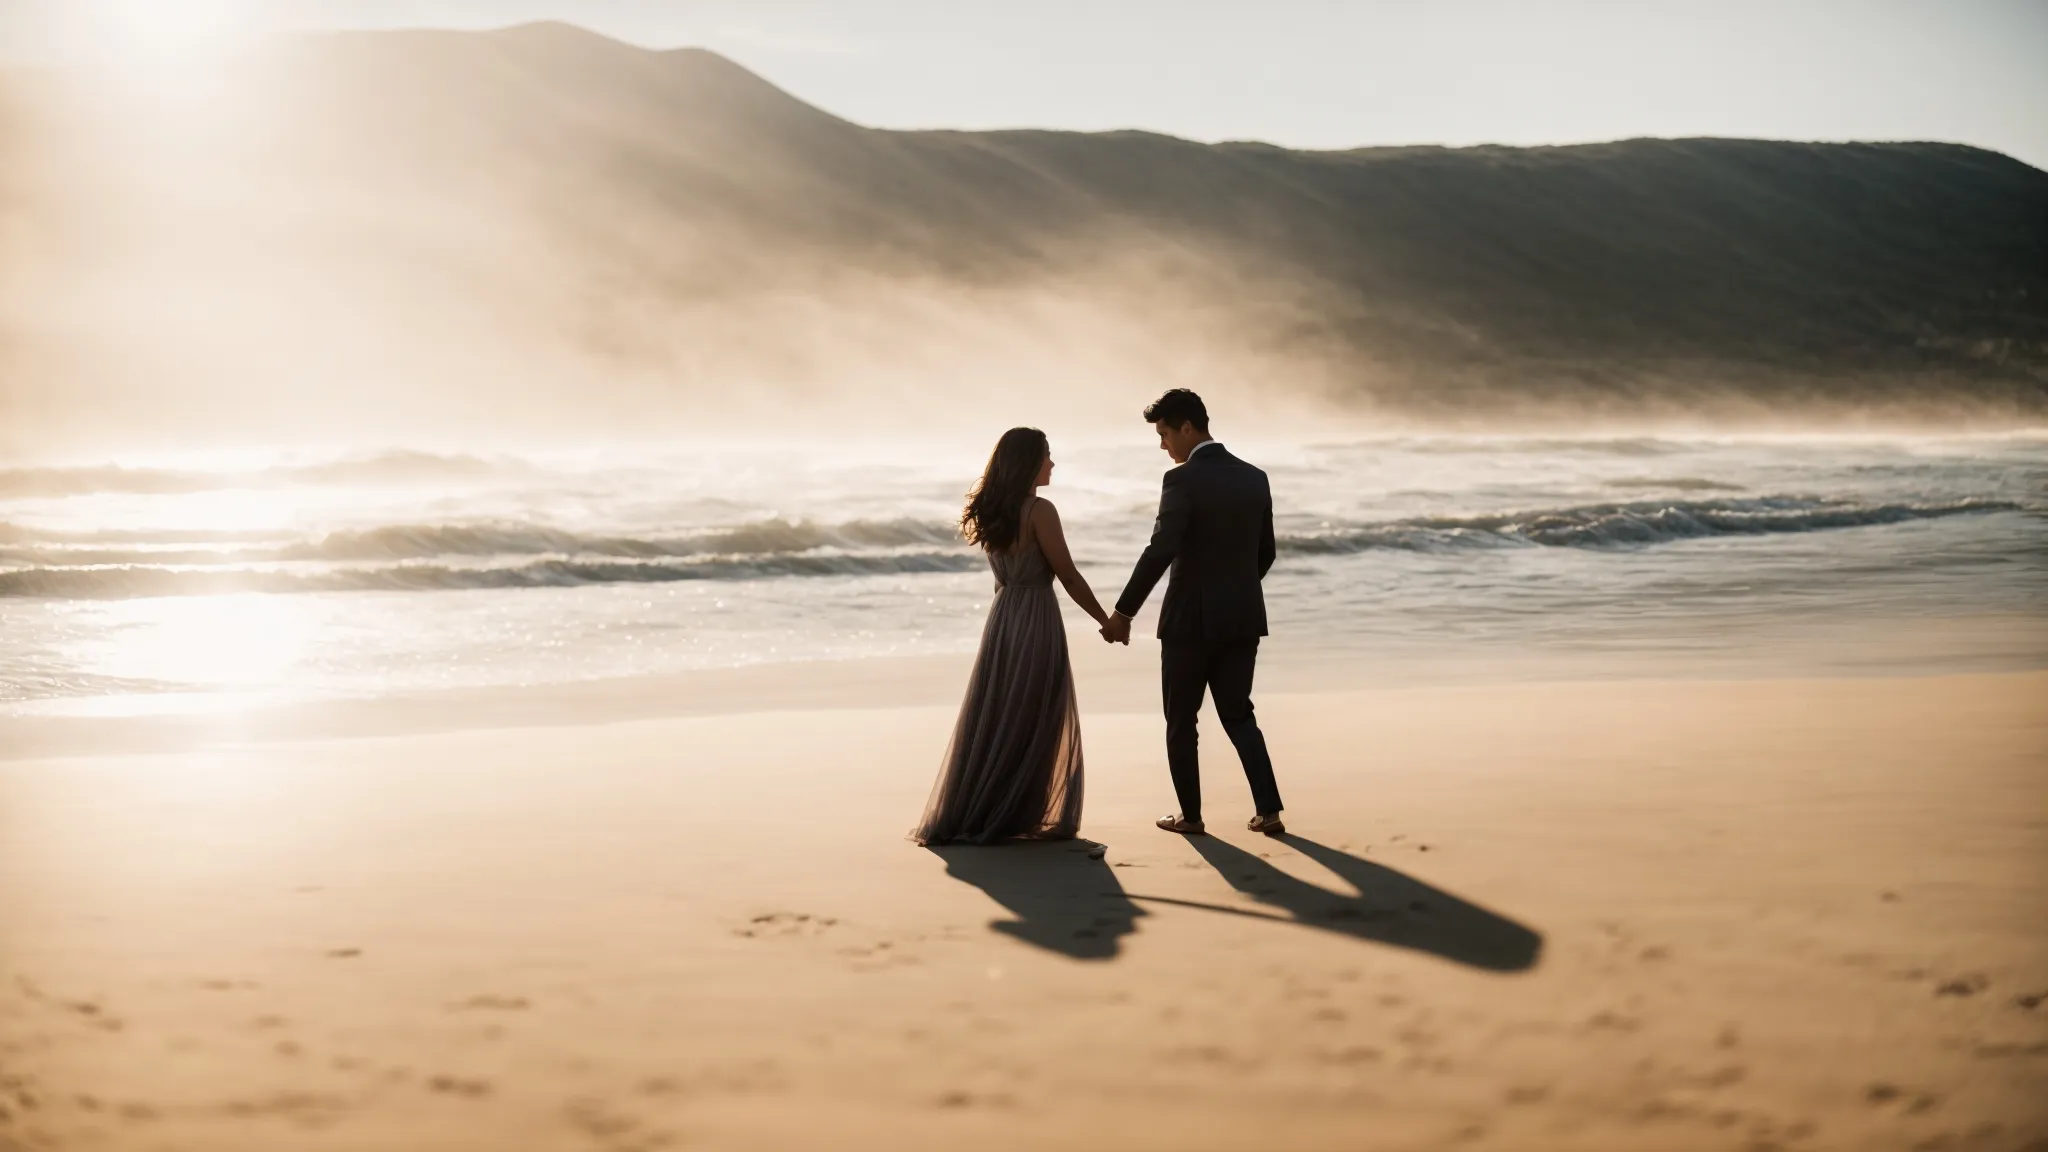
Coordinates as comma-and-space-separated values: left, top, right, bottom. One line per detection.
1115, 444, 1277, 642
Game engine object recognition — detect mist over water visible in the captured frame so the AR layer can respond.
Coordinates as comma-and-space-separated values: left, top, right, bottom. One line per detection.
3, 433, 2042, 715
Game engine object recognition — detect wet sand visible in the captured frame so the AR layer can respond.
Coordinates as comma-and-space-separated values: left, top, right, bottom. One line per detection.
2, 670, 2044, 1150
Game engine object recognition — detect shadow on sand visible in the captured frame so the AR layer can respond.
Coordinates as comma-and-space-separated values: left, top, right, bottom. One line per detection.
933, 834, 1540, 971
926, 841, 1145, 960
1144, 834, 1543, 972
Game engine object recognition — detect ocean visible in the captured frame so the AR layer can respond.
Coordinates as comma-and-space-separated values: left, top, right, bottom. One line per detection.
3, 433, 2043, 717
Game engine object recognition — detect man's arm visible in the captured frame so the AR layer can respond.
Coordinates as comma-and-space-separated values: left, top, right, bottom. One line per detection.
1258, 489, 1276, 579
1114, 468, 1192, 620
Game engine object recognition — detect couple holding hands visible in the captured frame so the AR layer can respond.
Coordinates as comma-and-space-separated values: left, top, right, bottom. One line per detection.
911, 389, 1287, 848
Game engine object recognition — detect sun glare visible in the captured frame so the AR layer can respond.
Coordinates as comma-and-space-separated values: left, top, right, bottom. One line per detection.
64, 0, 266, 94
78, 0, 254, 59
82, 593, 316, 716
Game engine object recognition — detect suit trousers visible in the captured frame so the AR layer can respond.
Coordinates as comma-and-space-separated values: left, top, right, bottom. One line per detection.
1160, 637, 1283, 822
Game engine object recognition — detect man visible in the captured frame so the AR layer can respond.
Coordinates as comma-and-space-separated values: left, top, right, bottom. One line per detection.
1101, 389, 1286, 836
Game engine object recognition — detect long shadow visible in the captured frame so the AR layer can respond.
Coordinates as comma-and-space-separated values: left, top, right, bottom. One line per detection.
1136, 834, 1542, 972
926, 842, 1145, 960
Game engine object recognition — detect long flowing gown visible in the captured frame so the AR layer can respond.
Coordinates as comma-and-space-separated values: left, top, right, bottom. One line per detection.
910, 502, 1084, 845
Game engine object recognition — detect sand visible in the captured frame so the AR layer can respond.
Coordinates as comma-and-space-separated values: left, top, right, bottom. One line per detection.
2, 667, 2045, 1151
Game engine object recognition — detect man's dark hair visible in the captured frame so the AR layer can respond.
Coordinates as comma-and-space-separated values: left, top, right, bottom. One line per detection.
1143, 389, 1208, 432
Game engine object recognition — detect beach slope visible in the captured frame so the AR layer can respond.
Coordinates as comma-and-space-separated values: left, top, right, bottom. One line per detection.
2, 672, 2044, 1150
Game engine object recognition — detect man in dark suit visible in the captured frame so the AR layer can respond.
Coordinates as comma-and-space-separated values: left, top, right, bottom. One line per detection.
1101, 389, 1286, 836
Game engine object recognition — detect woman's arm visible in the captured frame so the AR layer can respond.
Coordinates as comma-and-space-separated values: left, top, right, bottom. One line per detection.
1031, 500, 1111, 627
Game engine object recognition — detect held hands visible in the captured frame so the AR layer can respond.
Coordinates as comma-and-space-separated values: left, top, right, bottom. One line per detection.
1099, 613, 1132, 646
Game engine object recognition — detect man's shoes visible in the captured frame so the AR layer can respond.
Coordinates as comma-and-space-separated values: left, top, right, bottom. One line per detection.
1156, 814, 1206, 835
1247, 813, 1286, 836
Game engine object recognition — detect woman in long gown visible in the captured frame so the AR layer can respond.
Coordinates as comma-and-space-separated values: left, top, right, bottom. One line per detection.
911, 427, 1114, 846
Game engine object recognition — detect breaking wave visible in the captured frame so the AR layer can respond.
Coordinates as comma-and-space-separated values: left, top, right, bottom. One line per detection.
1, 497, 2026, 599
1280, 497, 2022, 554
274, 518, 963, 561
0, 517, 964, 565
0, 512, 980, 599
0, 551, 983, 599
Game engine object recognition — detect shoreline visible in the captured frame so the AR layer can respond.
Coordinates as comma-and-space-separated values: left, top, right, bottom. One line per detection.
5, 610, 2044, 762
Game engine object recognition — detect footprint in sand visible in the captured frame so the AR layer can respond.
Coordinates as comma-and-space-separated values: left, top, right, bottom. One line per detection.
198, 979, 259, 992
936, 1089, 1016, 1109
734, 912, 838, 938
56, 998, 124, 1033
565, 1095, 683, 1150
836, 939, 921, 970
427, 1075, 491, 1098
1935, 974, 1990, 998
1582, 1011, 1643, 1034
450, 995, 530, 1012
217, 1091, 350, 1121
1866, 1083, 1942, 1114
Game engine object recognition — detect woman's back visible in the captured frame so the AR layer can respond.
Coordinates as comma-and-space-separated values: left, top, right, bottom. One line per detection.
987, 497, 1055, 590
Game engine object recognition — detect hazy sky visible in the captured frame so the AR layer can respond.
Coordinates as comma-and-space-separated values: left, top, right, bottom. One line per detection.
5, 0, 2047, 166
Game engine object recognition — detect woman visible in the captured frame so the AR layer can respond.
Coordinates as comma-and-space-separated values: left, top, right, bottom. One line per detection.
911, 427, 1113, 845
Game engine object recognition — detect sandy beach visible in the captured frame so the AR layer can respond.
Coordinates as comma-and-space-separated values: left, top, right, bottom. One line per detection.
3, 663, 2043, 1151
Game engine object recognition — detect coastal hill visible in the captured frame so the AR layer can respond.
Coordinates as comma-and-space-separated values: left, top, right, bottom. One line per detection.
5, 21, 2046, 425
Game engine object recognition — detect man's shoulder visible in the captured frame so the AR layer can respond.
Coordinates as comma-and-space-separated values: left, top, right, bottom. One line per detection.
1171, 447, 1264, 478
1214, 450, 1268, 484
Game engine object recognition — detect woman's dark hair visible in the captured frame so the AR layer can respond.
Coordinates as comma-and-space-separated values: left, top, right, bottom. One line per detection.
1143, 388, 1209, 432
961, 427, 1049, 553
